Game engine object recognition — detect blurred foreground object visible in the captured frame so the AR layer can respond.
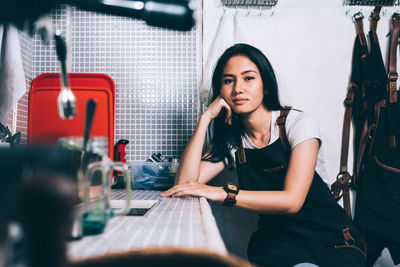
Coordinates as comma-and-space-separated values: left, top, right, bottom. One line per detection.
0, 0, 195, 32
0, 146, 79, 267
68, 247, 255, 267
15, 175, 76, 267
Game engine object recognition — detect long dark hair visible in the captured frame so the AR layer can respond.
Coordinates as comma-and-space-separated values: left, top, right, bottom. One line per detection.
203, 43, 283, 168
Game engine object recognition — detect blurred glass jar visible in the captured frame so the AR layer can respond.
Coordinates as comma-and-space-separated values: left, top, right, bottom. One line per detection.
58, 137, 131, 236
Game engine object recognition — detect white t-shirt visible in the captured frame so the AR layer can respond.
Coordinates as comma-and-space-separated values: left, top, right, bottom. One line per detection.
229, 109, 329, 184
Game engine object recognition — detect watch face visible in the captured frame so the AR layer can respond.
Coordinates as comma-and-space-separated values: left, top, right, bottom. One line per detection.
228, 184, 236, 191
224, 183, 238, 206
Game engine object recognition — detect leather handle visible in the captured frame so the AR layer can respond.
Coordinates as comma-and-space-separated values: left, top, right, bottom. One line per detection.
339, 85, 355, 174
354, 13, 367, 46
388, 13, 400, 103
370, 5, 381, 44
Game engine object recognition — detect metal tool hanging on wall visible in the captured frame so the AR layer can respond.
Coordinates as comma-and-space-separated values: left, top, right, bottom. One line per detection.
343, 0, 400, 17
220, 0, 278, 16
54, 31, 77, 119
221, 0, 278, 7
343, 0, 397, 6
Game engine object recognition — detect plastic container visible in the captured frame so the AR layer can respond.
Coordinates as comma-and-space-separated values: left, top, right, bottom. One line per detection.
131, 162, 175, 190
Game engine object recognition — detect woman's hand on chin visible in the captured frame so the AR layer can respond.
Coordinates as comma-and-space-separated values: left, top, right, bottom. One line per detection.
203, 96, 232, 125
161, 182, 226, 202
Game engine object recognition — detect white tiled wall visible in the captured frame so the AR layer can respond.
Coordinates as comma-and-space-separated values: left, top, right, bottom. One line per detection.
16, 5, 199, 162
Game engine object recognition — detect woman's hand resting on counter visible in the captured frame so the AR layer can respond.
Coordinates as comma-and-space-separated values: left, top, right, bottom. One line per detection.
161, 182, 226, 202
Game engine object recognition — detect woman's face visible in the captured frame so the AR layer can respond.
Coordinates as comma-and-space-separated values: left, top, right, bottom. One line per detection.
220, 55, 264, 115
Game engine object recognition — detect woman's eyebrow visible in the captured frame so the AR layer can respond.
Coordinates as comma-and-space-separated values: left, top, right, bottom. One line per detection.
222, 70, 257, 77
241, 70, 257, 75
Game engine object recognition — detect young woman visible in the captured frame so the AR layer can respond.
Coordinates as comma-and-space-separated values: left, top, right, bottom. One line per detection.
161, 43, 365, 267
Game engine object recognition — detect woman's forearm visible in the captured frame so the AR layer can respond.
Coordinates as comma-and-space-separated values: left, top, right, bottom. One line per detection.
232, 140, 319, 215
234, 190, 303, 215
174, 114, 211, 184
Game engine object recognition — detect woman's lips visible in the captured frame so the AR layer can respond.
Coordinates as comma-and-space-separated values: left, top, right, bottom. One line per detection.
232, 98, 248, 105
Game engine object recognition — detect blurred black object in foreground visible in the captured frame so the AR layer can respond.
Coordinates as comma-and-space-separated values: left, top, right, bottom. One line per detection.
0, 0, 195, 31
0, 146, 80, 219
0, 146, 79, 266
15, 175, 76, 267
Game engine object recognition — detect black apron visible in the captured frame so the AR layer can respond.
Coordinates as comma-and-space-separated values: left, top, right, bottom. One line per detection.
352, 16, 400, 267
235, 109, 365, 267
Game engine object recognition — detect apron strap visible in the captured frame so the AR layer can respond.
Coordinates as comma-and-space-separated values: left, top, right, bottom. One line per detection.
237, 107, 292, 164
237, 141, 246, 164
331, 13, 369, 216
369, 5, 381, 44
277, 106, 292, 152
354, 12, 367, 46
331, 84, 355, 216
388, 13, 400, 105
387, 13, 400, 148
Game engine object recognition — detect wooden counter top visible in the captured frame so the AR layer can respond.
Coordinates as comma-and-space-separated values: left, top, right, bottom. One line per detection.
68, 190, 226, 261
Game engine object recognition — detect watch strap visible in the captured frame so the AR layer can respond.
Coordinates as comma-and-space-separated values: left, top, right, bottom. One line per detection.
223, 183, 239, 206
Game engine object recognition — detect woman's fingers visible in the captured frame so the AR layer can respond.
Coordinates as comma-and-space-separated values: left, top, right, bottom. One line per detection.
162, 182, 204, 198
161, 183, 187, 196
161, 183, 194, 197
160, 188, 174, 197
162, 183, 225, 202
223, 102, 232, 125
212, 96, 232, 125
204, 96, 233, 122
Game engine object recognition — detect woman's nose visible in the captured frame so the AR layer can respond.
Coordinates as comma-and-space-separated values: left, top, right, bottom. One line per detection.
233, 80, 243, 95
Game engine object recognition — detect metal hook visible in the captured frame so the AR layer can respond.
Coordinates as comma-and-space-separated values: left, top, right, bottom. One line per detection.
353, 11, 364, 22
382, 7, 387, 17
394, 2, 400, 14
259, 5, 262, 16
271, 5, 275, 16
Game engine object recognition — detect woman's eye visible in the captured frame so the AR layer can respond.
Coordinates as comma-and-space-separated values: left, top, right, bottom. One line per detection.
244, 76, 255, 81
223, 79, 233, 84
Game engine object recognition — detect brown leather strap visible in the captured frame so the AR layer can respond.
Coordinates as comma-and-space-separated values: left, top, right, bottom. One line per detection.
388, 13, 400, 104
354, 12, 367, 46
335, 229, 367, 258
238, 107, 292, 164
277, 106, 292, 152
370, 5, 381, 44
340, 85, 355, 174
330, 83, 356, 216
237, 142, 246, 164
331, 172, 352, 216
342, 228, 354, 245
331, 172, 352, 196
